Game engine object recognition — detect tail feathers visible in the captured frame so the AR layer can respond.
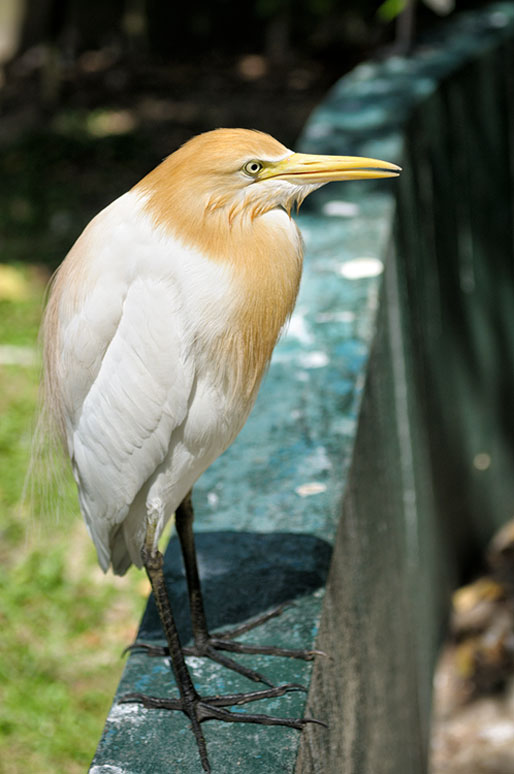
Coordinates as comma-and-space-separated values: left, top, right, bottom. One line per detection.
109, 505, 146, 575
86, 517, 143, 576
110, 525, 134, 576
78, 493, 112, 573
83, 517, 111, 573
81, 488, 150, 576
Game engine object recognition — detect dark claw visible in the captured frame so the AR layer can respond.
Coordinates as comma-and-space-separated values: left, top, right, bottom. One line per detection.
213, 603, 291, 639
122, 641, 168, 658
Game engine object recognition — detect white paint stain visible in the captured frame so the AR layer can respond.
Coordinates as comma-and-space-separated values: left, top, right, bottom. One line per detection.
207, 491, 219, 507
298, 351, 329, 369
316, 310, 355, 324
322, 200, 360, 217
295, 482, 327, 497
339, 257, 384, 279
108, 702, 144, 725
286, 312, 314, 345
185, 656, 204, 670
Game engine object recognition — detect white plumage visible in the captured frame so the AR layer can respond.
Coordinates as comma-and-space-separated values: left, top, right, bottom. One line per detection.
41, 128, 400, 579
44, 183, 302, 573
39, 128, 400, 771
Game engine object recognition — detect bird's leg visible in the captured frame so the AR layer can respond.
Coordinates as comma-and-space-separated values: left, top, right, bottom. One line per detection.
120, 520, 324, 774
175, 491, 211, 646
130, 491, 323, 686
135, 526, 209, 765
178, 492, 324, 676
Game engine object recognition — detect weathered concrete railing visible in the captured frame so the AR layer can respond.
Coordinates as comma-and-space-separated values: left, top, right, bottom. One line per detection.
90, 5, 514, 772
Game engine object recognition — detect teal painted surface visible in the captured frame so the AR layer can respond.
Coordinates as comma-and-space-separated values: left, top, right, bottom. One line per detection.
91, 5, 514, 773
297, 5, 514, 774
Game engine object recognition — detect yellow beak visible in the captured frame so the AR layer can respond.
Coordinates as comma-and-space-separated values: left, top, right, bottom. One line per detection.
260, 152, 401, 183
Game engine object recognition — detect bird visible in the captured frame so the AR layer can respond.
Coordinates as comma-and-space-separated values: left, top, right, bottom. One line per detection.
39, 128, 400, 772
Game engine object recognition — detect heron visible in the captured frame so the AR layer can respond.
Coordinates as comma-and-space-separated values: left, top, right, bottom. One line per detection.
40, 128, 400, 771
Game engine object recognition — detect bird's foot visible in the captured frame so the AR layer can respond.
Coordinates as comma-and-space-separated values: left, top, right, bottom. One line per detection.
119, 683, 326, 773
125, 603, 325, 687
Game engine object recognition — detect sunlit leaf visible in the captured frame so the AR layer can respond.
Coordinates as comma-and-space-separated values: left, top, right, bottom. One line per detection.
376, 0, 408, 22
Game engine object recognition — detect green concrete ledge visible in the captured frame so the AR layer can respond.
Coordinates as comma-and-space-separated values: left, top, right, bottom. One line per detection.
91, 5, 514, 773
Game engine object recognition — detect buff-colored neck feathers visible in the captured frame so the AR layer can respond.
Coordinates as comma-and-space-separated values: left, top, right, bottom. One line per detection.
134, 129, 304, 397
134, 129, 293, 254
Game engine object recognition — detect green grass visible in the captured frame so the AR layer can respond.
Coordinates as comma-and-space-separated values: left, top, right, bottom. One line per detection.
0, 265, 147, 773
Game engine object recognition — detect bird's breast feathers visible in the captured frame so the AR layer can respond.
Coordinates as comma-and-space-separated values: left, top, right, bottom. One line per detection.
49, 189, 301, 397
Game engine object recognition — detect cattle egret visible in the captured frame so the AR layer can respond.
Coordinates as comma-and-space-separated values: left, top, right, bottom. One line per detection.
40, 128, 400, 771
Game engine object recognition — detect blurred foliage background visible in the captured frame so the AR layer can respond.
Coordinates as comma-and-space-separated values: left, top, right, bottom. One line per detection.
0, 0, 488, 771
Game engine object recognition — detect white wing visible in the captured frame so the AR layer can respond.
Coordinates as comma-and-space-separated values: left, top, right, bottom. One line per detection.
72, 278, 193, 569
49, 195, 195, 571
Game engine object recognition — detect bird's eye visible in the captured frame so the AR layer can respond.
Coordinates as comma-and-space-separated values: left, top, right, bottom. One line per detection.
243, 160, 263, 176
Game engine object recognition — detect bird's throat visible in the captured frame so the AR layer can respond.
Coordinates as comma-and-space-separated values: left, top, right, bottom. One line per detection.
136, 173, 303, 399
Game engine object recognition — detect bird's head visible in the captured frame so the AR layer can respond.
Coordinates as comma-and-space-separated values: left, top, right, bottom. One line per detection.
138, 128, 400, 229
